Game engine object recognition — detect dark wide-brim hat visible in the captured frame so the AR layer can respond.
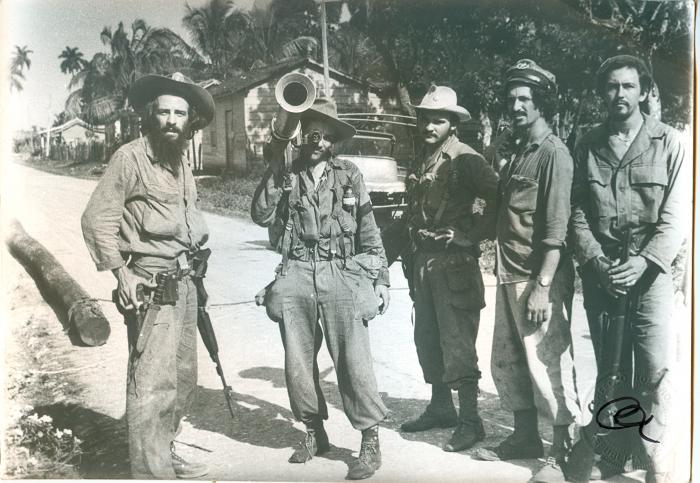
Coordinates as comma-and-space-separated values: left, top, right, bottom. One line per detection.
300, 97, 356, 142
128, 72, 215, 130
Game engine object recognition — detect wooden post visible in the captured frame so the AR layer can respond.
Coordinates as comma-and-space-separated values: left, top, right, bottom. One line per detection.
6, 220, 111, 347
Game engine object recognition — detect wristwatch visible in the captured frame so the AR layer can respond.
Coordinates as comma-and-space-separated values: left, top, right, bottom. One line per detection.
536, 274, 552, 287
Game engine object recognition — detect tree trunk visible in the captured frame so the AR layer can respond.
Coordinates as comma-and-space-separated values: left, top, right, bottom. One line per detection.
6, 220, 111, 347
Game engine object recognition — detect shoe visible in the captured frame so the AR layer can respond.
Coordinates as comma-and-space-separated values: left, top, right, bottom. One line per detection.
288, 427, 330, 464
443, 420, 485, 452
530, 456, 566, 483
473, 433, 544, 461
347, 426, 381, 480
400, 406, 458, 432
170, 443, 209, 479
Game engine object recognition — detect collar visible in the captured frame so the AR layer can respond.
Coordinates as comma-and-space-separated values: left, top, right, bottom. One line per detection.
591, 113, 665, 166
515, 120, 551, 152
437, 134, 460, 160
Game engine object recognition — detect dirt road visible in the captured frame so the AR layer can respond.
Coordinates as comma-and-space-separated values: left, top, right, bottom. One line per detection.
5, 161, 687, 482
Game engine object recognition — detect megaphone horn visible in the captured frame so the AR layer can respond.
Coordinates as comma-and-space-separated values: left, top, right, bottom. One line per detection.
272, 73, 317, 141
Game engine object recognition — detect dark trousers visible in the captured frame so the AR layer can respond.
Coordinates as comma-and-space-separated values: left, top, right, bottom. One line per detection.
581, 263, 675, 473
275, 259, 388, 430
411, 250, 484, 388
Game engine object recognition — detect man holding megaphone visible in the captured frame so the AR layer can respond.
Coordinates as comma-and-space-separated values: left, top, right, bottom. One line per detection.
251, 95, 390, 480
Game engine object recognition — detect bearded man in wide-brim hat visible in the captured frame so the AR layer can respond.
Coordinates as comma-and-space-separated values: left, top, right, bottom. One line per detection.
251, 97, 390, 480
398, 85, 499, 453
82, 73, 214, 479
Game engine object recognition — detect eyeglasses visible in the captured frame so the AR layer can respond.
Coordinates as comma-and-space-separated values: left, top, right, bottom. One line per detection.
301, 129, 337, 145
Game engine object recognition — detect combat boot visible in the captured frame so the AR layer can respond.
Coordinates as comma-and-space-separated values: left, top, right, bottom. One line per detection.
289, 421, 330, 464
443, 381, 485, 452
347, 425, 381, 480
170, 442, 209, 479
401, 383, 458, 432
474, 409, 544, 461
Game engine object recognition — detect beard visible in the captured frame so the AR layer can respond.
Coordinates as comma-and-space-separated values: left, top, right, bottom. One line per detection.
149, 127, 189, 173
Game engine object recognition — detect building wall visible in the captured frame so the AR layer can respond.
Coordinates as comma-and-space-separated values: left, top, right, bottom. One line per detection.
201, 66, 395, 173
244, 66, 389, 167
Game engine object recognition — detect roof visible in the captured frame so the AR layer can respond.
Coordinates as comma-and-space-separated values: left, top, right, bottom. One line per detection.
208, 57, 380, 98
39, 118, 104, 136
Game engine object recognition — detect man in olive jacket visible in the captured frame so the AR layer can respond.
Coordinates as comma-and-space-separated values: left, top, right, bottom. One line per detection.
570, 55, 687, 482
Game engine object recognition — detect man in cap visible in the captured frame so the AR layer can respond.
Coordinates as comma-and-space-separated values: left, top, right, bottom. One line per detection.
251, 97, 390, 480
398, 85, 498, 452
82, 72, 214, 478
475, 59, 581, 481
569, 55, 686, 482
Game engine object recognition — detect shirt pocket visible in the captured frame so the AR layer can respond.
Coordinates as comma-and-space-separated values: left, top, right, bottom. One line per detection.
142, 186, 181, 238
629, 163, 668, 224
586, 163, 614, 219
506, 174, 538, 228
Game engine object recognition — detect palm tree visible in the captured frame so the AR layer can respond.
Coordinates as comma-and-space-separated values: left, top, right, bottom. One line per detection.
69, 20, 204, 125
10, 45, 33, 92
58, 46, 88, 75
182, 0, 247, 78
64, 19, 205, 151
232, 0, 319, 70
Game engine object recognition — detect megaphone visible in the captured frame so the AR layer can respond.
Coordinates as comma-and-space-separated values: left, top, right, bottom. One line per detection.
271, 73, 317, 142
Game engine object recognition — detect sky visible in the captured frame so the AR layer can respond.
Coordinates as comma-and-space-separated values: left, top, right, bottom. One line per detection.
5, 0, 258, 131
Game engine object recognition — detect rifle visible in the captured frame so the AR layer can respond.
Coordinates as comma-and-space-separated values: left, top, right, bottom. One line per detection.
380, 216, 410, 267
567, 230, 632, 481
191, 249, 236, 420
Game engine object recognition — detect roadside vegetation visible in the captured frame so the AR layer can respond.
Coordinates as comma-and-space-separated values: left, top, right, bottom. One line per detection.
4, 281, 84, 478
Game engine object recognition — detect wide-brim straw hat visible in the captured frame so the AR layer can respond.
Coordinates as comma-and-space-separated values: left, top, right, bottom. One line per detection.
410, 85, 471, 122
301, 97, 356, 142
129, 72, 215, 130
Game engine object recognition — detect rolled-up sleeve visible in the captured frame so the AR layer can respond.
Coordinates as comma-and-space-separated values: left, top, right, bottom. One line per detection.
540, 146, 573, 248
250, 168, 285, 227
639, 130, 687, 273
81, 152, 135, 271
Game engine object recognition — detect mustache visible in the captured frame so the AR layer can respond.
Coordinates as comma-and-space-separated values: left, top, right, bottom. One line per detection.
162, 125, 183, 134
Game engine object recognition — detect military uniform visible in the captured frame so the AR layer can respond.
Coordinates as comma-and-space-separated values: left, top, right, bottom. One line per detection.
252, 155, 389, 431
82, 136, 208, 478
405, 134, 497, 390
82, 72, 214, 479
571, 113, 686, 476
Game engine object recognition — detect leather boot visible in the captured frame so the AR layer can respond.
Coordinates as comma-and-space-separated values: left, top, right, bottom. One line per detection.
401, 383, 458, 432
443, 381, 485, 452
474, 409, 543, 461
346, 425, 381, 480
170, 442, 209, 479
289, 420, 330, 464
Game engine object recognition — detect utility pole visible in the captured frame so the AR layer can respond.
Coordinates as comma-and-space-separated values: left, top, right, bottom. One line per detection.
318, 0, 341, 96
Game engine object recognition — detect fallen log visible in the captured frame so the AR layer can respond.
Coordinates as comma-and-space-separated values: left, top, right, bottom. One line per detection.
6, 219, 110, 346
